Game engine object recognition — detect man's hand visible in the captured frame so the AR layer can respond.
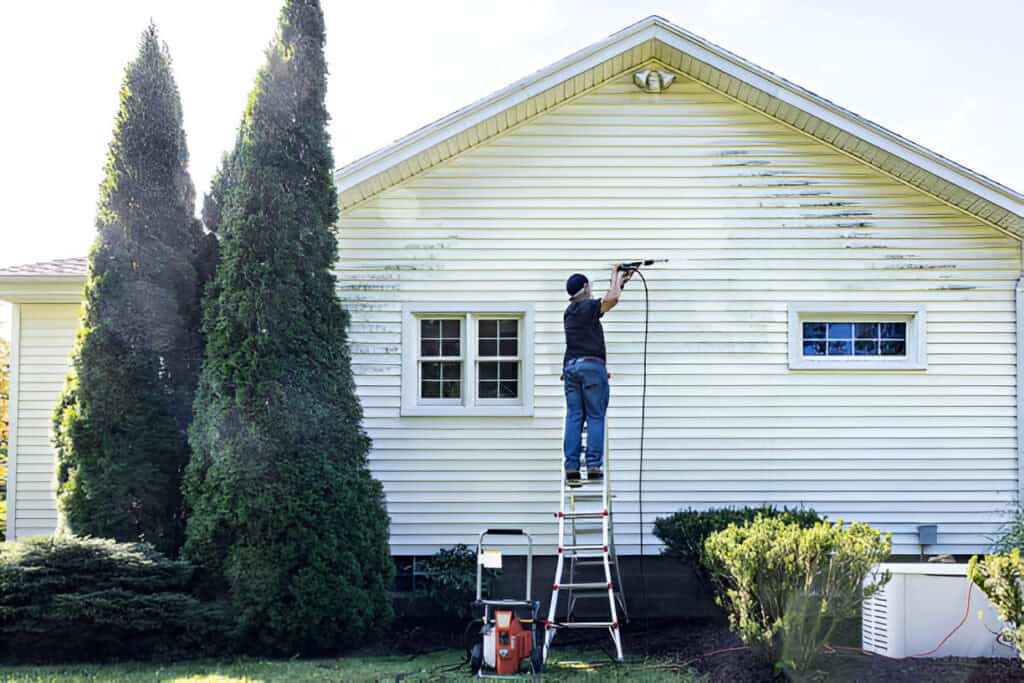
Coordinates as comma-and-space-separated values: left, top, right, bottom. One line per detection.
621, 269, 635, 286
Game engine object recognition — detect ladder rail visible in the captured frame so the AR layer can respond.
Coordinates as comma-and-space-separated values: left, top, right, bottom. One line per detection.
545, 412, 624, 662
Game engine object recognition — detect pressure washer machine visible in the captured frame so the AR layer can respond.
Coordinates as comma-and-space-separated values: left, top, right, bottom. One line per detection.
469, 529, 544, 678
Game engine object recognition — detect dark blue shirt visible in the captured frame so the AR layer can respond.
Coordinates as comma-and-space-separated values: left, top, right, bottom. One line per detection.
563, 298, 606, 366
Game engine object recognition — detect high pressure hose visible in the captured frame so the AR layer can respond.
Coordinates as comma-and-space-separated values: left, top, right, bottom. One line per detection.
632, 268, 650, 649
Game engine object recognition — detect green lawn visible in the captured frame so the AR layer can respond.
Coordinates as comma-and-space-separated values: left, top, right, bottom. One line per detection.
0, 650, 702, 682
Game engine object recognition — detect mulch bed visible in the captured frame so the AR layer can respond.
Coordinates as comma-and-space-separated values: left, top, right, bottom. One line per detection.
600, 618, 1024, 682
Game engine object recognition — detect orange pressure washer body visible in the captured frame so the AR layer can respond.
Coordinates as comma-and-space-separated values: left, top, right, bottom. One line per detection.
492, 610, 534, 675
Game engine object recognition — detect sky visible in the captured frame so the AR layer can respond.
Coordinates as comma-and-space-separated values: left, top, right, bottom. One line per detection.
0, 0, 1021, 274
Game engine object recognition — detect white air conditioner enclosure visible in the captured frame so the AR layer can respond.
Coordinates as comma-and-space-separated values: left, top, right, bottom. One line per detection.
862, 563, 1015, 658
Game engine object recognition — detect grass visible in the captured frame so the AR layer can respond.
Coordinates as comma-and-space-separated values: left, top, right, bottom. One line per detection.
0, 650, 703, 682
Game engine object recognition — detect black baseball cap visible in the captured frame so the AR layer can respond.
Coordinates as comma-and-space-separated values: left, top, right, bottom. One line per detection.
566, 273, 588, 298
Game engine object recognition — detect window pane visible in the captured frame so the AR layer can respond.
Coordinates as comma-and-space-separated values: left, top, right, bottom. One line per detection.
854, 339, 878, 355
499, 339, 517, 356
479, 362, 498, 380
421, 319, 440, 338
827, 323, 853, 339
828, 340, 852, 355
803, 322, 826, 340
499, 381, 518, 399
499, 319, 518, 337
880, 323, 906, 339
880, 340, 906, 355
479, 319, 497, 337
422, 362, 441, 380
442, 380, 461, 398
421, 339, 440, 356
479, 381, 498, 399
803, 340, 826, 356
500, 362, 518, 380
854, 323, 878, 339
441, 361, 462, 379
421, 381, 440, 398
441, 319, 461, 338
479, 339, 497, 356
441, 339, 460, 356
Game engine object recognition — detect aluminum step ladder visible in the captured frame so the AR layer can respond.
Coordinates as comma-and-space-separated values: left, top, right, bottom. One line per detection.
544, 429, 628, 662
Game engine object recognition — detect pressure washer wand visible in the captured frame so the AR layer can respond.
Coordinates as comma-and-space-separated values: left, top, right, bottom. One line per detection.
616, 259, 669, 271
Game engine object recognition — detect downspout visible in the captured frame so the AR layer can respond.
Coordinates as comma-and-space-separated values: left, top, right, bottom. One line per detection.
1017, 241, 1024, 509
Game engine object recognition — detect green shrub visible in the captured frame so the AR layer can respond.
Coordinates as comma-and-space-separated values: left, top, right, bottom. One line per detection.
968, 551, 1024, 662
415, 544, 497, 622
704, 516, 890, 679
0, 536, 227, 663
653, 505, 823, 586
990, 508, 1024, 554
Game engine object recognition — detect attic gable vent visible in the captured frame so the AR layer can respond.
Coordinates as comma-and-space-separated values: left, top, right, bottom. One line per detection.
632, 68, 675, 93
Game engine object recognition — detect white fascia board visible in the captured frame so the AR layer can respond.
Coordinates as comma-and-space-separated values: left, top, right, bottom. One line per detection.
334, 19, 660, 191
0, 277, 85, 304
649, 23, 1024, 218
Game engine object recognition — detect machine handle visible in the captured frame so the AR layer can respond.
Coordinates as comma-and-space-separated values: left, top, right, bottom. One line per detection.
477, 529, 535, 602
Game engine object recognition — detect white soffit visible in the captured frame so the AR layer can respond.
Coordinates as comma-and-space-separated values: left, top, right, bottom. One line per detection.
333, 16, 1024, 238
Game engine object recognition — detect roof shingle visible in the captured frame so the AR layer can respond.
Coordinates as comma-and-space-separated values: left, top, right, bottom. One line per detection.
0, 257, 88, 277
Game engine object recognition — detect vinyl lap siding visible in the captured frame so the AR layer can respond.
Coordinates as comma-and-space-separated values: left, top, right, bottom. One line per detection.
13, 304, 78, 538
336, 71, 1019, 556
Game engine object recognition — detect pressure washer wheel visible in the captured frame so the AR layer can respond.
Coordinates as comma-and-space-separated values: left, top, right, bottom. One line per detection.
530, 645, 544, 674
470, 643, 483, 674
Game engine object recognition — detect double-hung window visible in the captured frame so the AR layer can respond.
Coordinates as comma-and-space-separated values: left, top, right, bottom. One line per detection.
787, 303, 927, 370
402, 304, 534, 416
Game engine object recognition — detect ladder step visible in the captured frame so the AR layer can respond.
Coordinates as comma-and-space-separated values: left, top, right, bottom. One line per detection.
568, 492, 603, 500
557, 582, 610, 591
561, 511, 606, 519
562, 544, 606, 552
572, 559, 606, 566
566, 589, 614, 599
554, 622, 616, 629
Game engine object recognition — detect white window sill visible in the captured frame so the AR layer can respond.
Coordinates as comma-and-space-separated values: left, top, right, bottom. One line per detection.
400, 404, 534, 417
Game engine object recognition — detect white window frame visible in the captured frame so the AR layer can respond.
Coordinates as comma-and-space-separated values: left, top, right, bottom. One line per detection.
787, 303, 927, 370
401, 303, 535, 416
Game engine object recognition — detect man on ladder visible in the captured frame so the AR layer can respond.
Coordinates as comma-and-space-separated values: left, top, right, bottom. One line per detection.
562, 266, 633, 486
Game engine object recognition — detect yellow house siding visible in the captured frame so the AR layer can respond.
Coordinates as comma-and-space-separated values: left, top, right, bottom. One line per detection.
337, 72, 1020, 556
13, 304, 78, 538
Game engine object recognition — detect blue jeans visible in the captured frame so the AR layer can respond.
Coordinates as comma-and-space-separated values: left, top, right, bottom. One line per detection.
563, 359, 609, 470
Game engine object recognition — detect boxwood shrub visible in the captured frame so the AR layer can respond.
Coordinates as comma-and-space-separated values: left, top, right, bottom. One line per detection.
0, 536, 227, 663
653, 504, 823, 583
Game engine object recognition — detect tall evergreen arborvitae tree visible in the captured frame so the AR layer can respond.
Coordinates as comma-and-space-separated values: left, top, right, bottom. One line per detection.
182, 0, 393, 653
53, 26, 211, 556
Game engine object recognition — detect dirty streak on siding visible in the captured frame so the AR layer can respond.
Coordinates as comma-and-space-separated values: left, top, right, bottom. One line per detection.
335, 73, 1020, 556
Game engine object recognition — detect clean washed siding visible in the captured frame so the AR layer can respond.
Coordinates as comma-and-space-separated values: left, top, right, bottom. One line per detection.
336, 71, 1020, 556
13, 304, 78, 538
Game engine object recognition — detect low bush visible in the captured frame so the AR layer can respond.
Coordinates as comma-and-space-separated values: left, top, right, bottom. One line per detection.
968, 550, 1024, 661
653, 505, 823, 586
415, 544, 498, 623
991, 508, 1024, 554
704, 516, 890, 680
0, 536, 228, 663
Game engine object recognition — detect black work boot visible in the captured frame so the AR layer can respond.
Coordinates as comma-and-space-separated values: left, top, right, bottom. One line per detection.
588, 467, 603, 483
566, 469, 582, 487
